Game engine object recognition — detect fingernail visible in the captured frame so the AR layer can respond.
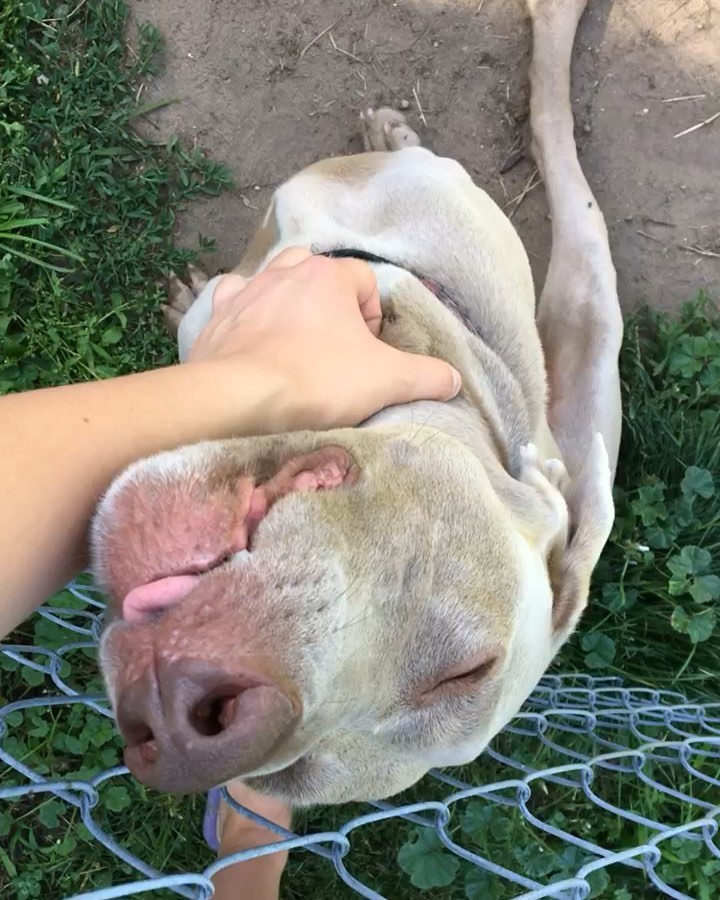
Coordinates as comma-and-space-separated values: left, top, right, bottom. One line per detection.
448, 367, 462, 399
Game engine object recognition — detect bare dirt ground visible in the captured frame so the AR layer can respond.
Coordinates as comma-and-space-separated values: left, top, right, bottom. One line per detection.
129, 0, 719, 312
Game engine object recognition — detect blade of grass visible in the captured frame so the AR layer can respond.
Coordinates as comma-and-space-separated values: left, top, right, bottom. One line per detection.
0, 233, 84, 262
6, 186, 77, 210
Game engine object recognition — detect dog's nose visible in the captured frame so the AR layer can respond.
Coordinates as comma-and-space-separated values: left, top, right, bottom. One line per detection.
116, 658, 300, 793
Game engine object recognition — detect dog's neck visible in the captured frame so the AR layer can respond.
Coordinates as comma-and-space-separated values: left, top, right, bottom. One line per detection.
363, 396, 503, 467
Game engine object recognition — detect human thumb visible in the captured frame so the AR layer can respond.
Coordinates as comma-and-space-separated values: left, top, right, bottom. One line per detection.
389, 351, 462, 405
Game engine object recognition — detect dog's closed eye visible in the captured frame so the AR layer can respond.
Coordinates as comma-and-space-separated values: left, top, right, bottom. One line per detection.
419, 654, 499, 701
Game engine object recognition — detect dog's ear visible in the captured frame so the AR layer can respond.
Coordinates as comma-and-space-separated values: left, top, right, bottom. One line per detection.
545, 434, 614, 642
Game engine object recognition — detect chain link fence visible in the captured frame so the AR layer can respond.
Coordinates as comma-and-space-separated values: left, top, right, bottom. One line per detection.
1, 580, 719, 899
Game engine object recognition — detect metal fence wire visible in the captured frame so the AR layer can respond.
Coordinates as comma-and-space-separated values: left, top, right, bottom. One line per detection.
1, 580, 719, 900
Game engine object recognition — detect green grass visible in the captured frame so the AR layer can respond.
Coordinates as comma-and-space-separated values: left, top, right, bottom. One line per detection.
1, 1, 719, 899
0, 0, 230, 393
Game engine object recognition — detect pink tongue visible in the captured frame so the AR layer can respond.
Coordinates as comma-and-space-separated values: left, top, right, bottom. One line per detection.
122, 575, 200, 624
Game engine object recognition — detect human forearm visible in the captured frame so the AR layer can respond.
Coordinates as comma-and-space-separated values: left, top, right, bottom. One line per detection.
0, 359, 293, 638
0, 250, 461, 640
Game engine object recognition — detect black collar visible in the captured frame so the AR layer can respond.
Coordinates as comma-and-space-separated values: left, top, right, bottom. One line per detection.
318, 247, 485, 343
319, 248, 400, 267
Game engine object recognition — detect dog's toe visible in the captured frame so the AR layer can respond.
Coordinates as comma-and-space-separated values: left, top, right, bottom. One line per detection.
187, 263, 210, 294
167, 271, 195, 315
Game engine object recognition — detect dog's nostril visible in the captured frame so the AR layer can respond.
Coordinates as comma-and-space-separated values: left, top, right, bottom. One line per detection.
189, 690, 240, 737
121, 718, 158, 763
124, 720, 154, 748
139, 739, 158, 764
117, 659, 302, 792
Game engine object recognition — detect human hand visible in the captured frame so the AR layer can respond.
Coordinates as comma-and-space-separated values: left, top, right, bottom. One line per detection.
187, 247, 461, 430
212, 782, 291, 898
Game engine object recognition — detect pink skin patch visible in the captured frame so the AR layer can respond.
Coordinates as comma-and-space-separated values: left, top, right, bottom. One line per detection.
118, 446, 359, 624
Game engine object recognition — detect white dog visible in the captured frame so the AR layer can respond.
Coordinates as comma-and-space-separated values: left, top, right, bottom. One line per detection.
92, 0, 622, 806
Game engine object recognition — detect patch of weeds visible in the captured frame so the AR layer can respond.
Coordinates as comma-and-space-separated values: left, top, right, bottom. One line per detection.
559, 295, 720, 694
0, 0, 229, 896
0, 0, 231, 395
390, 295, 720, 898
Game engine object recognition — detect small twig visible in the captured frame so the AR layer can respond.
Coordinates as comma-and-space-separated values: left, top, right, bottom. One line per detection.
678, 243, 720, 259
498, 134, 524, 174
661, 93, 707, 103
308, 99, 337, 119
504, 169, 540, 219
405, 25, 431, 53
475, 0, 486, 14
329, 31, 363, 63
43, 0, 89, 22
413, 84, 427, 127
299, 21, 336, 61
641, 216, 674, 228
497, 173, 508, 200
66, 0, 90, 19
636, 229, 662, 244
673, 109, 720, 139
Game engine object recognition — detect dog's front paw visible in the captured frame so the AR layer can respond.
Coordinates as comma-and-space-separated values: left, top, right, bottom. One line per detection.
162, 265, 211, 338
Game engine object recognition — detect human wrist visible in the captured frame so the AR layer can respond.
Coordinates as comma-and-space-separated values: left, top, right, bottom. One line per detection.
183, 356, 316, 437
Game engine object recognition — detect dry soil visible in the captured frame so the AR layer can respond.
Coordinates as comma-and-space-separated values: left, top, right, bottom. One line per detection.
129, 0, 719, 311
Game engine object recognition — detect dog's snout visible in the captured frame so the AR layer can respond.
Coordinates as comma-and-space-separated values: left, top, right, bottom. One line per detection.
116, 658, 301, 793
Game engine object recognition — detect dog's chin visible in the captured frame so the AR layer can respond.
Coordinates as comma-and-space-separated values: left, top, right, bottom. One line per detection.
244, 754, 355, 807
243, 755, 389, 807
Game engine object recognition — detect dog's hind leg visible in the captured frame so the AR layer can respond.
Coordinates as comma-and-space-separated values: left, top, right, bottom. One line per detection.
527, 0, 623, 480
359, 108, 422, 152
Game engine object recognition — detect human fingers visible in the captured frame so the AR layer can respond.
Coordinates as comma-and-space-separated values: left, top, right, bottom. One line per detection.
264, 246, 314, 270
330, 257, 382, 337
381, 348, 462, 407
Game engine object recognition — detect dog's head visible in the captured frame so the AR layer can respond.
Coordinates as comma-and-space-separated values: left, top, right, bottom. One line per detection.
93, 424, 612, 804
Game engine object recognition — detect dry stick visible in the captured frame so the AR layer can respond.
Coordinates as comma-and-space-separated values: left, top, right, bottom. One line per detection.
678, 244, 720, 259
299, 22, 337, 61
504, 169, 540, 219
674, 109, 720, 139
329, 31, 363, 63
661, 94, 707, 103
413, 84, 427, 127
475, 0, 486, 14
637, 230, 663, 244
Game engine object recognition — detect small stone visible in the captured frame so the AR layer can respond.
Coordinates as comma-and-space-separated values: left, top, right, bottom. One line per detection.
583, 123, 592, 134
399, 98, 410, 110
